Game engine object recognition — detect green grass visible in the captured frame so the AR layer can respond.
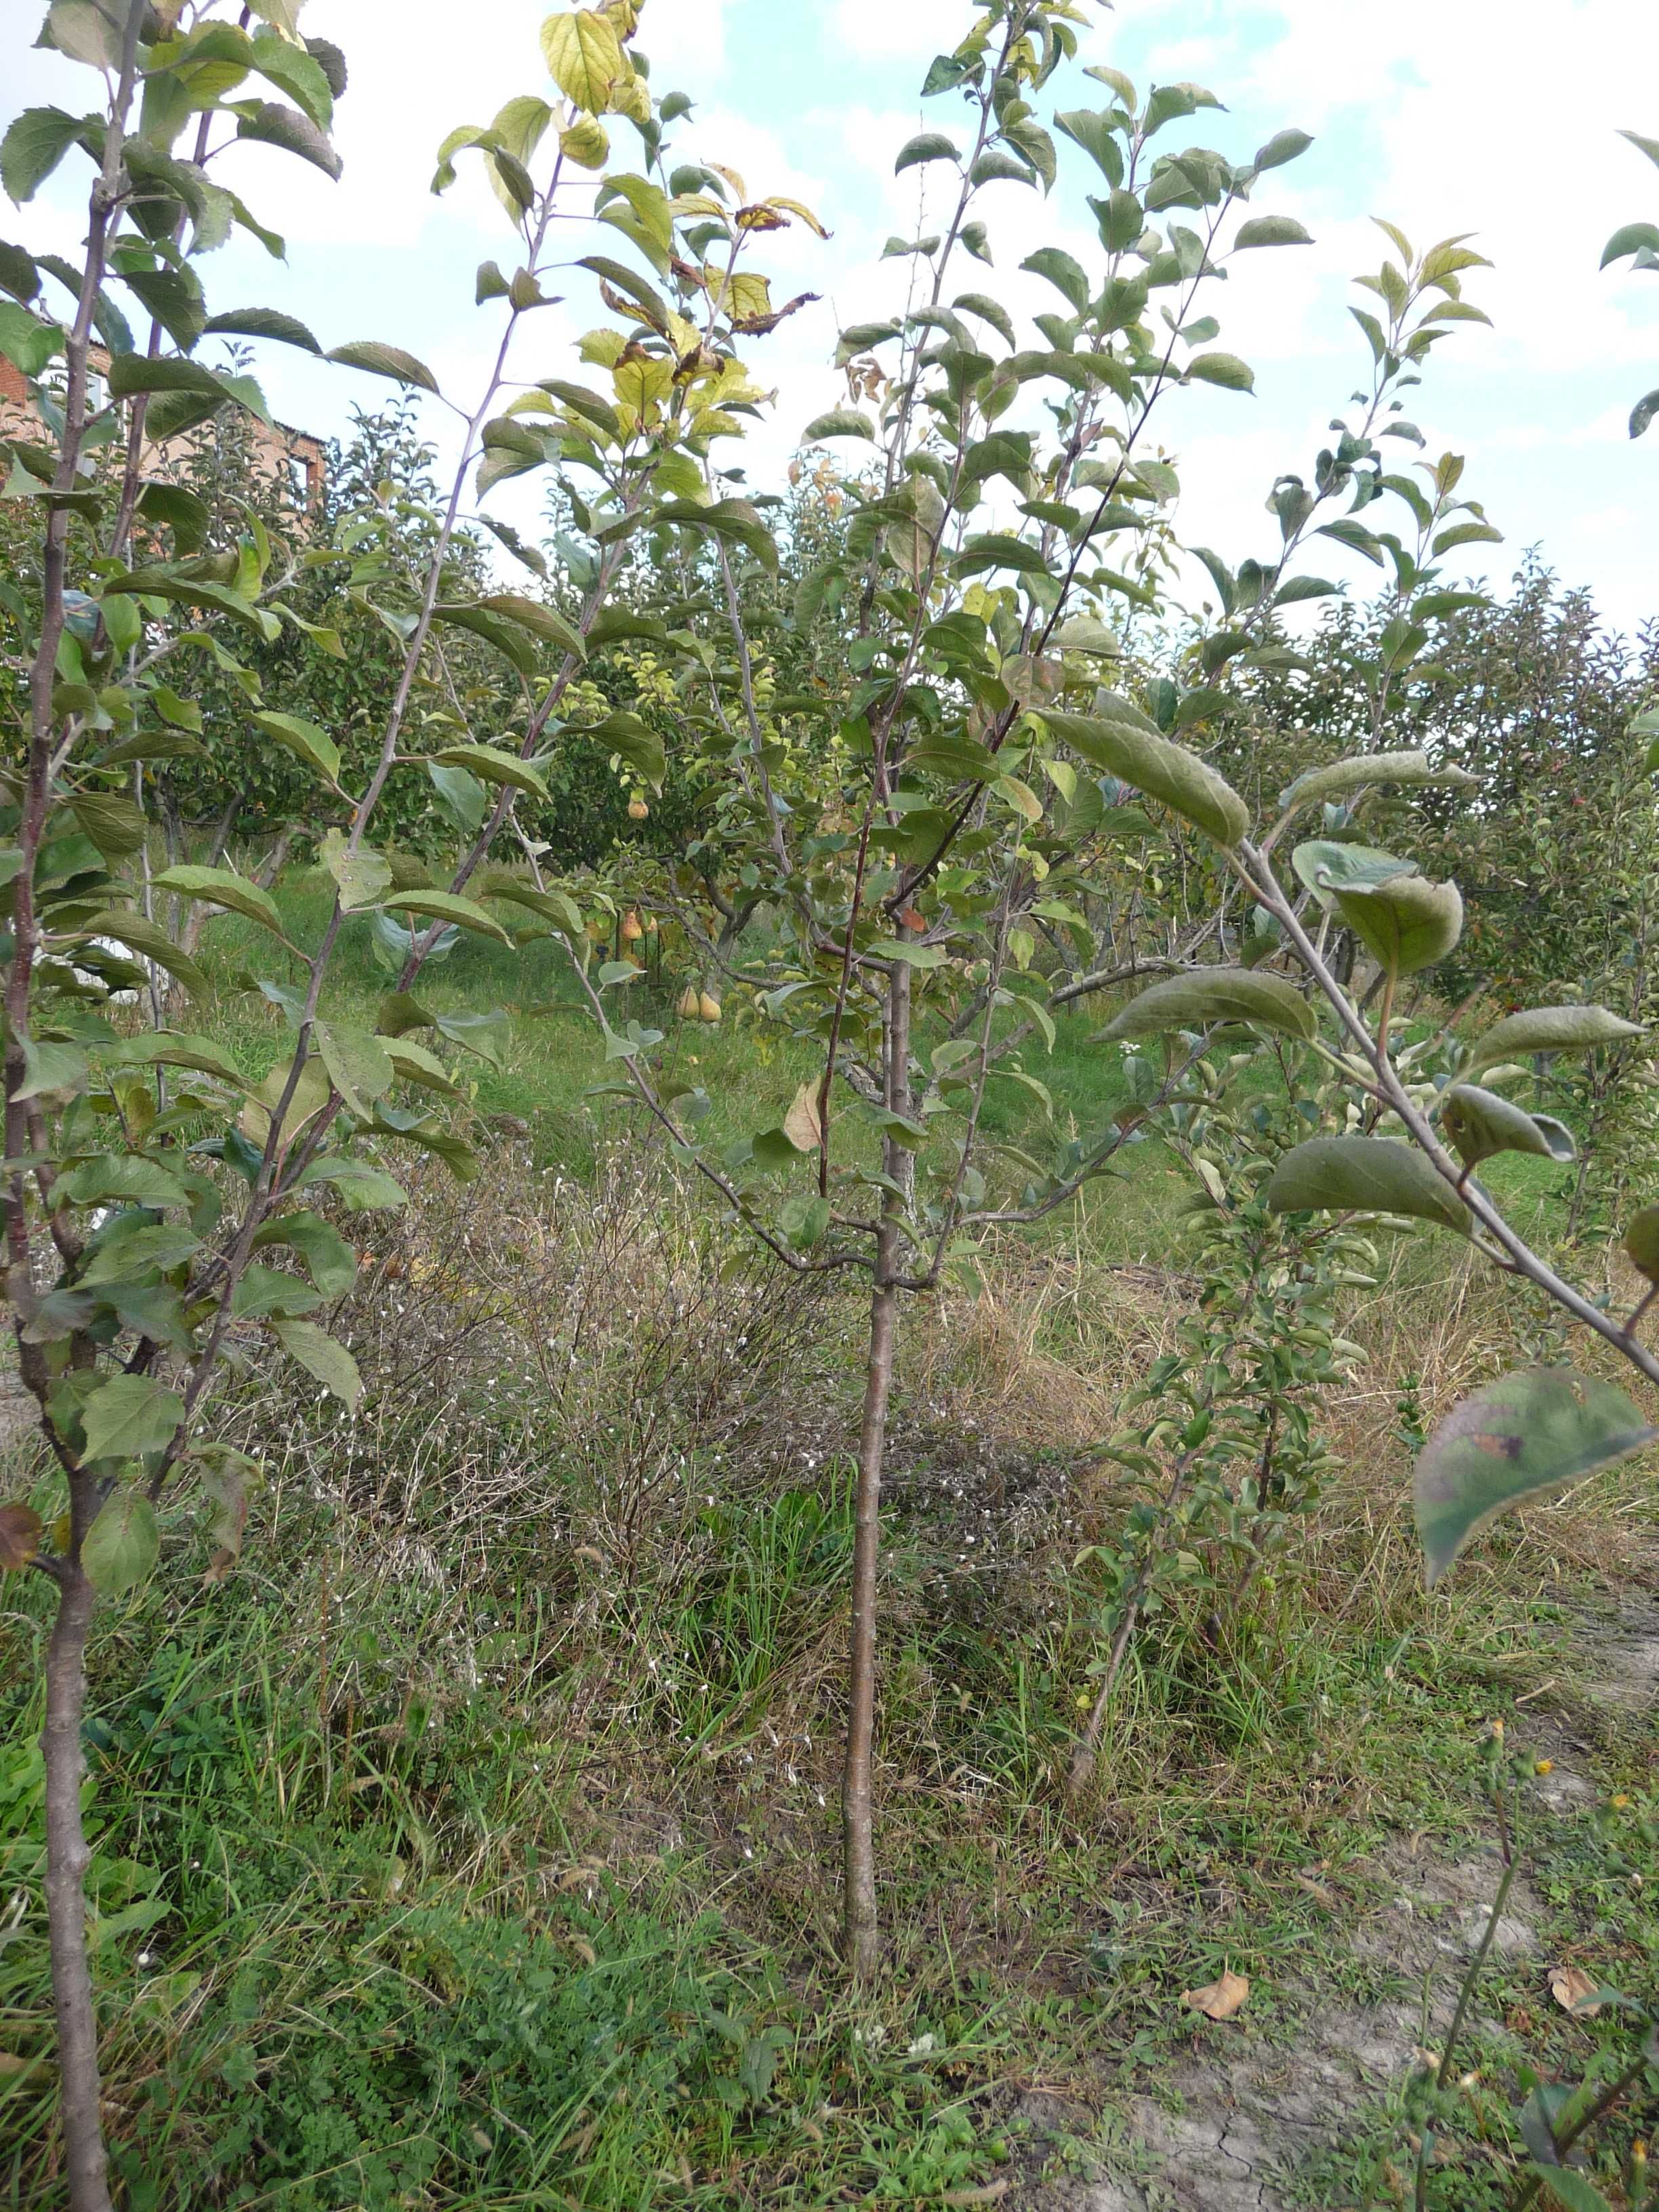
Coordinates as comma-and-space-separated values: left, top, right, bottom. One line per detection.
3, 874, 1647, 2207
6, 1384, 1653, 2209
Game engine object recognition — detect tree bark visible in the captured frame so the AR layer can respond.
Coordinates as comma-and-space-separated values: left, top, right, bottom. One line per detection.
842, 956, 913, 1976
42, 1564, 112, 2212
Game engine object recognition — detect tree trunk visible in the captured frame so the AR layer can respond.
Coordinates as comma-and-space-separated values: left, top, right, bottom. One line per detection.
842, 957, 913, 1976
844, 1267, 897, 1976
43, 1565, 112, 2212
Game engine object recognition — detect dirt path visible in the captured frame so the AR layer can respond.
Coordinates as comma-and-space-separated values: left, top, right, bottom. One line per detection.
1009, 1602, 1656, 2212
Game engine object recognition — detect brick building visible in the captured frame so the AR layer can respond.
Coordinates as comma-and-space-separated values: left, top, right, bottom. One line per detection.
0, 346, 326, 515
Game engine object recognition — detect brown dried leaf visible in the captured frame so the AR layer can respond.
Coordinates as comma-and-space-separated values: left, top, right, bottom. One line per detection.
783, 1080, 824, 1153
1181, 1968, 1250, 2021
1549, 1965, 1602, 2018
0, 1502, 43, 1572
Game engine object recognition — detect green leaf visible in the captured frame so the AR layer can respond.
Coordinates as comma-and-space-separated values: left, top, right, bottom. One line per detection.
802, 408, 876, 442
895, 132, 960, 173
1021, 247, 1090, 311
203, 306, 322, 353
474, 592, 586, 660
14, 1036, 87, 1100
232, 1264, 322, 1321
1252, 128, 1313, 171
578, 710, 665, 789
44, 0, 123, 65
954, 534, 1048, 576
535, 376, 619, 436
80, 1221, 200, 1288
249, 710, 341, 784
2, 107, 89, 205
117, 265, 206, 351
59, 1153, 191, 1210
327, 340, 439, 394
1599, 220, 1659, 268
1185, 350, 1254, 392
651, 497, 779, 572
0, 301, 62, 375
430, 743, 548, 799
1290, 840, 1412, 909
101, 565, 275, 640
247, 28, 334, 126
1441, 1084, 1576, 1170
81, 1375, 186, 1465
0, 238, 39, 304
1416, 1370, 1658, 1589
1279, 750, 1479, 808
476, 515, 550, 579
541, 9, 628, 111
134, 482, 210, 554
906, 730, 999, 783
1099, 966, 1316, 1044
106, 353, 221, 401
432, 1007, 511, 1069
1529, 2175, 1615, 2212
100, 1030, 245, 1088
1266, 1136, 1473, 1233
1038, 705, 1249, 847
234, 100, 341, 180
314, 1021, 394, 1118
1233, 215, 1313, 249
73, 910, 208, 1000
1465, 1004, 1643, 1076
780, 1193, 832, 1250
320, 827, 391, 912
271, 1317, 363, 1409
378, 890, 512, 945
1432, 519, 1502, 556
381, 1036, 456, 1094
1054, 108, 1124, 184
1333, 873, 1464, 977
151, 863, 288, 941
426, 761, 488, 837
295, 1156, 407, 1213
432, 601, 539, 676
82, 1490, 161, 1596
953, 291, 1017, 348
252, 1211, 358, 1298
69, 792, 147, 863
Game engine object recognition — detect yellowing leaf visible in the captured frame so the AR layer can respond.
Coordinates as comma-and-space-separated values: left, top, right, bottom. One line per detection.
559, 110, 609, 169
1181, 1969, 1250, 2021
540, 10, 629, 114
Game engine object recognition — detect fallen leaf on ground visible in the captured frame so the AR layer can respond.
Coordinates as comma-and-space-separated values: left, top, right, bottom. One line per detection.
1181, 1968, 1250, 2020
1549, 1965, 1603, 2018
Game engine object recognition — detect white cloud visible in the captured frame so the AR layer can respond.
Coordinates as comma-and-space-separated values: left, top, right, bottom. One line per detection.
2, 0, 1654, 630
830, 0, 965, 62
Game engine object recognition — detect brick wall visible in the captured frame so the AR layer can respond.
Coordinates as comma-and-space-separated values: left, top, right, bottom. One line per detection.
0, 346, 325, 516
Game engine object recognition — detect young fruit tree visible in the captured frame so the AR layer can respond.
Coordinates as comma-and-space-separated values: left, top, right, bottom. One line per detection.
0, 1, 802, 2200
563, 0, 1373, 1971
574, 0, 1659, 1984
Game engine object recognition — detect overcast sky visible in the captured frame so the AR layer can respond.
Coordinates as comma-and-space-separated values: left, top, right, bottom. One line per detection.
7, 0, 1658, 637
